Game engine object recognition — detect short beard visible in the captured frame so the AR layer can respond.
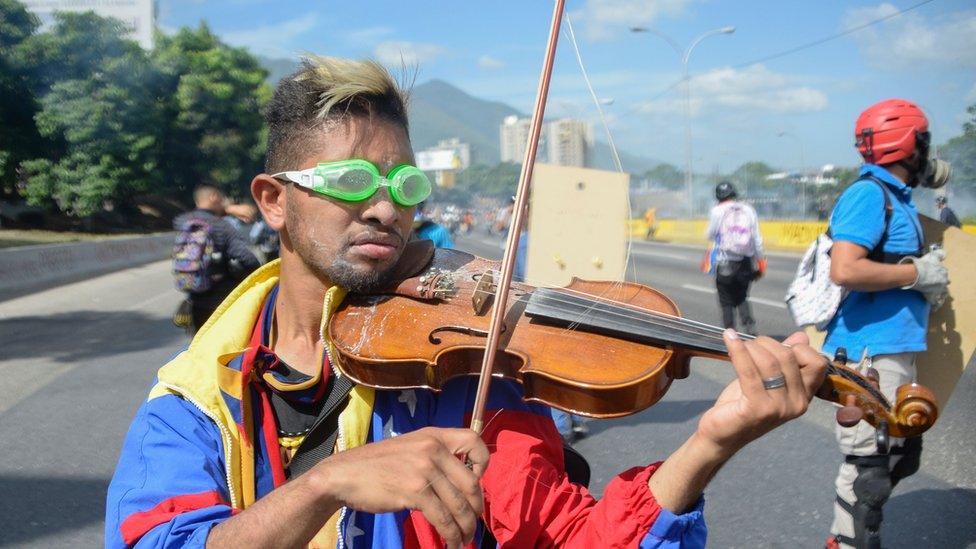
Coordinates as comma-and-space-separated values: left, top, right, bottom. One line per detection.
321, 256, 396, 293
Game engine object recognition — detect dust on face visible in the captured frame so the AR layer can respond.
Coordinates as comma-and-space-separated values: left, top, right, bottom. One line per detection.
283, 116, 417, 293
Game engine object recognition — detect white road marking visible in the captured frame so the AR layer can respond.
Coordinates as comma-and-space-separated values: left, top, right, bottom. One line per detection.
680, 283, 787, 309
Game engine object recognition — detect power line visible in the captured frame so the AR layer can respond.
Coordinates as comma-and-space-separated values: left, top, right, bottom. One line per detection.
636, 0, 939, 106
731, 0, 938, 68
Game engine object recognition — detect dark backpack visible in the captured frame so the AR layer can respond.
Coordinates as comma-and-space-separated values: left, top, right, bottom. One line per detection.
172, 217, 223, 293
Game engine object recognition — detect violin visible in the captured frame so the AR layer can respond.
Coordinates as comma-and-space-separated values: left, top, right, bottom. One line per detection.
328, 242, 939, 450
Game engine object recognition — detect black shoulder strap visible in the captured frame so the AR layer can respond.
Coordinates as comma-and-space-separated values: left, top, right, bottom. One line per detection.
827, 176, 893, 262
287, 372, 354, 478
862, 175, 893, 262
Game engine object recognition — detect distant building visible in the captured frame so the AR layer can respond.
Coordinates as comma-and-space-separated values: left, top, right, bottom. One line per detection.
21, 0, 156, 50
499, 116, 591, 167
545, 118, 590, 167
416, 138, 472, 188
500, 115, 532, 164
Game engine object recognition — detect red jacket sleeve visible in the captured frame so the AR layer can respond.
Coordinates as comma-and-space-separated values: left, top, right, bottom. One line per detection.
479, 409, 667, 548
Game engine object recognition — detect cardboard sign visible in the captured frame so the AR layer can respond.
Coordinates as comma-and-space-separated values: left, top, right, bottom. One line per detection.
524, 164, 630, 288
915, 215, 976, 407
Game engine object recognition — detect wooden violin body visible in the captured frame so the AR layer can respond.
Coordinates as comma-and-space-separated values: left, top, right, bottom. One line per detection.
328, 243, 938, 439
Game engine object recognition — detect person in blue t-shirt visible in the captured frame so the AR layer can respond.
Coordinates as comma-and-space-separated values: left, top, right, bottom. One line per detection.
412, 201, 455, 249
825, 99, 950, 549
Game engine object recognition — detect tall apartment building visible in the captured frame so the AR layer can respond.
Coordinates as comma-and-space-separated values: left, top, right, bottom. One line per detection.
500, 116, 532, 164
22, 0, 156, 49
499, 116, 590, 167
545, 118, 590, 167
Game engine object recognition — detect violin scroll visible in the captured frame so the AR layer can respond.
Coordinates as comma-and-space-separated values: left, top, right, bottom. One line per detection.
819, 348, 938, 441
893, 383, 938, 432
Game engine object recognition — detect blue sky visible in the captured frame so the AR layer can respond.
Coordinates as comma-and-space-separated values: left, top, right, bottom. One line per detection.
159, 0, 976, 172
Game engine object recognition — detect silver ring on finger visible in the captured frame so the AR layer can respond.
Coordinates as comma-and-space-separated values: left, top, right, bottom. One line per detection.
761, 375, 787, 390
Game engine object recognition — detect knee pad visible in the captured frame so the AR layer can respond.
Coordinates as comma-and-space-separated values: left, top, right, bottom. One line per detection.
851, 461, 892, 549
890, 437, 922, 486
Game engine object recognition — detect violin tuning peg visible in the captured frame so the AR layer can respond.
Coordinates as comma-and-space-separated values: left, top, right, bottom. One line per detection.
865, 367, 880, 386
836, 406, 864, 428
834, 347, 848, 364
875, 420, 890, 454
836, 394, 863, 427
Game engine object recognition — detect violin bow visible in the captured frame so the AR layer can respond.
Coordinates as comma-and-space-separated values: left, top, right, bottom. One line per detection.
469, 0, 566, 434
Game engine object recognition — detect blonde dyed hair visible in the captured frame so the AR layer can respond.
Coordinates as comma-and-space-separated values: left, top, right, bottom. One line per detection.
264, 56, 410, 173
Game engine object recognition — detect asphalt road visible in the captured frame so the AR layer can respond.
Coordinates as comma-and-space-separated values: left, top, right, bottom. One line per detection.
0, 237, 973, 547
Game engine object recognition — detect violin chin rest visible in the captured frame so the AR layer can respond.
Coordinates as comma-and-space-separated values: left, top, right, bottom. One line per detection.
390, 240, 436, 280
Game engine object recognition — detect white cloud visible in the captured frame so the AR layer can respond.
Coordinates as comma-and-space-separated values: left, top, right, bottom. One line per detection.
842, 4, 976, 69
571, 0, 696, 41
478, 55, 505, 69
374, 41, 445, 66
220, 13, 318, 59
344, 26, 395, 46
636, 64, 828, 115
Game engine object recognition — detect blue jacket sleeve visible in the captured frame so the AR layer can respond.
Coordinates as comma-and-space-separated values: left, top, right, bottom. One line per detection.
105, 393, 234, 548
639, 497, 707, 548
829, 181, 886, 251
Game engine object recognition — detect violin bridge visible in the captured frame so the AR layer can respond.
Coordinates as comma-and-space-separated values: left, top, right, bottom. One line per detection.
472, 271, 496, 315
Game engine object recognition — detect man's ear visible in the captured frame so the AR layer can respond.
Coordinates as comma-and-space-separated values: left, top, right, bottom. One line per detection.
252, 175, 287, 231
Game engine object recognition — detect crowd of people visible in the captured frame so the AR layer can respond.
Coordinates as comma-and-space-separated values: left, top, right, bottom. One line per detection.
114, 55, 960, 549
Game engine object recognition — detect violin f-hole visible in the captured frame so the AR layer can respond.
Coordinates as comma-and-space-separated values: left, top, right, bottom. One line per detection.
429, 325, 506, 345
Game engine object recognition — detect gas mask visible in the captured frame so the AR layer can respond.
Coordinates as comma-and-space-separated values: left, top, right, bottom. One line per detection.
910, 131, 951, 189
916, 157, 951, 189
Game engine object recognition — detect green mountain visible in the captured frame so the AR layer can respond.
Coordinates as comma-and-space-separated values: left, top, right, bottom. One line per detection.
257, 58, 659, 172
409, 79, 518, 165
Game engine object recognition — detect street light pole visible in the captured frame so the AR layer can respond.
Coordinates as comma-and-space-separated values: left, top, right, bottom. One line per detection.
632, 26, 735, 217
777, 131, 807, 218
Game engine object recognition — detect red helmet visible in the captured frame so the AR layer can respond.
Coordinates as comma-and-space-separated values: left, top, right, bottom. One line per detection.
854, 99, 928, 165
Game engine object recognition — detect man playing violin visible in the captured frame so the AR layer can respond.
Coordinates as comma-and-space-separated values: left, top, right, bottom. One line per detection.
106, 56, 828, 549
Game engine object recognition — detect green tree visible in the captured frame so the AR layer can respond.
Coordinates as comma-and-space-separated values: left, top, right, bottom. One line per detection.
730, 161, 776, 187
0, 0, 41, 198
454, 162, 521, 200
22, 42, 163, 216
642, 163, 683, 190
17, 11, 142, 92
153, 24, 271, 200
941, 104, 976, 194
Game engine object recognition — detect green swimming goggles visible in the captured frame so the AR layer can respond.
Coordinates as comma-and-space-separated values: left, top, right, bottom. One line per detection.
272, 159, 432, 207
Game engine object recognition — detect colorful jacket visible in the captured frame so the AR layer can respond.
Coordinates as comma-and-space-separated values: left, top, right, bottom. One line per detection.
106, 260, 707, 548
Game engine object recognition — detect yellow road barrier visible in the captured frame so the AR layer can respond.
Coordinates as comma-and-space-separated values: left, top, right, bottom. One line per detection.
628, 219, 976, 252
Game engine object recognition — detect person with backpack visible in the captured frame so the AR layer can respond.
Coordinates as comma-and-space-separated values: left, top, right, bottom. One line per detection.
824, 99, 951, 549
172, 184, 261, 333
705, 181, 765, 335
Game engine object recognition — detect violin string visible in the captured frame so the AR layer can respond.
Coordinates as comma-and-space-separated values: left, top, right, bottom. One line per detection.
503, 271, 745, 344
507, 276, 732, 344
509, 270, 733, 336
512, 284, 744, 350
530, 290, 748, 348
486, 281, 890, 407
506, 280, 746, 351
